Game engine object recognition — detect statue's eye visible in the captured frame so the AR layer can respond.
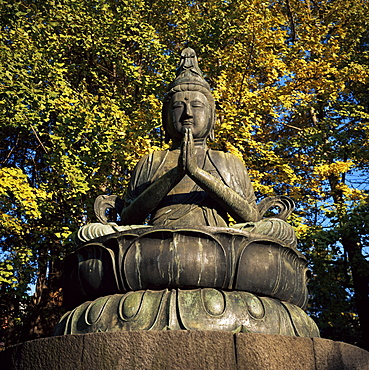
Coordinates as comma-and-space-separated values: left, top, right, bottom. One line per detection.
191, 101, 204, 108
172, 102, 184, 109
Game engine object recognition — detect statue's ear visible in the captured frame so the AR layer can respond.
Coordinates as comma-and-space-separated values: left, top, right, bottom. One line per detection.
209, 128, 215, 142
208, 113, 216, 141
162, 101, 172, 144
164, 129, 171, 144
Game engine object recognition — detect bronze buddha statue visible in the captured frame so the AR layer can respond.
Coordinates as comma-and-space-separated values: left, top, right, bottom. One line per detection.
55, 49, 319, 338
76, 47, 296, 247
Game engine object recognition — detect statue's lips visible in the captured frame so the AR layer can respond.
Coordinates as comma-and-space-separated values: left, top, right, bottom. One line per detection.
182, 121, 193, 125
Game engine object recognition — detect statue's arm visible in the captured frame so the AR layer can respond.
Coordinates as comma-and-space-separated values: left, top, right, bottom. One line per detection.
181, 129, 260, 223
190, 167, 260, 222
120, 166, 183, 225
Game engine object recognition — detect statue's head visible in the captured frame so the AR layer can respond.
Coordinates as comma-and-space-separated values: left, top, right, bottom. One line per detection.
162, 48, 216, 146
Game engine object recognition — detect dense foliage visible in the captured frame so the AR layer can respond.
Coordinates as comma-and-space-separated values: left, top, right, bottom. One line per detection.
1, 0, 369, 349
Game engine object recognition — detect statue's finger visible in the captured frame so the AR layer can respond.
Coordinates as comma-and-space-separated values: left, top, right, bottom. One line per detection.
189, 129, 194, 147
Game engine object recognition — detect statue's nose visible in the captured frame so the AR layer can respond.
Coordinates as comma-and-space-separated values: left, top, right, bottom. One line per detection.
184, 102, 193, 117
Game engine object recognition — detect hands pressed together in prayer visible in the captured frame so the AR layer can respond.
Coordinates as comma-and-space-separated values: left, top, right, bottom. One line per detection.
176, 128, 260, 223
120, 126, 260, 226
178, 128, 198, 176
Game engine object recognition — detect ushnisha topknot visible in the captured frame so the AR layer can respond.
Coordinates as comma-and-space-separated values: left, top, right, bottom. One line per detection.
162, 48, 216, 143
168, 47, 211, 91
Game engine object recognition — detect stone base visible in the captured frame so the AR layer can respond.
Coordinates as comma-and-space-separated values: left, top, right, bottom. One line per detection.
2, 331, 369, 369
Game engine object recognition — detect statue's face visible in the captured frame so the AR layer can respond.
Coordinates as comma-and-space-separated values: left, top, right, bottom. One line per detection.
168, 91, 211, 141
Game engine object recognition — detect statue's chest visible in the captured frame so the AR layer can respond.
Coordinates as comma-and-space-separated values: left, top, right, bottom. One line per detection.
157, 150, 217, 195
173, 175, 197, 195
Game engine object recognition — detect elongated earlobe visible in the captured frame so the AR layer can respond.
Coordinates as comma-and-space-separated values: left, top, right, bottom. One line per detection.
208, 112, 216, 141
164, 130, 171, 144
209, 128, 215, 142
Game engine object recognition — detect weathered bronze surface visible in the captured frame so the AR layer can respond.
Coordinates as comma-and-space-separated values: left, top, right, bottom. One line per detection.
57, 48, 319, 337
64, 226, 308, 310
55, 289, 319, 337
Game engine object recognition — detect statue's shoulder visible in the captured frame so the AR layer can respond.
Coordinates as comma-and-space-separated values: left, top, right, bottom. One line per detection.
207, 149, 246, 169
135, 150, 169, 168
132, 150, 171, 183
151, 150, 170, 161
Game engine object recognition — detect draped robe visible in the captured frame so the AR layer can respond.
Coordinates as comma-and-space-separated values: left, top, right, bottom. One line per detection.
124, 148, 257, 227
76, 148, 296, 249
